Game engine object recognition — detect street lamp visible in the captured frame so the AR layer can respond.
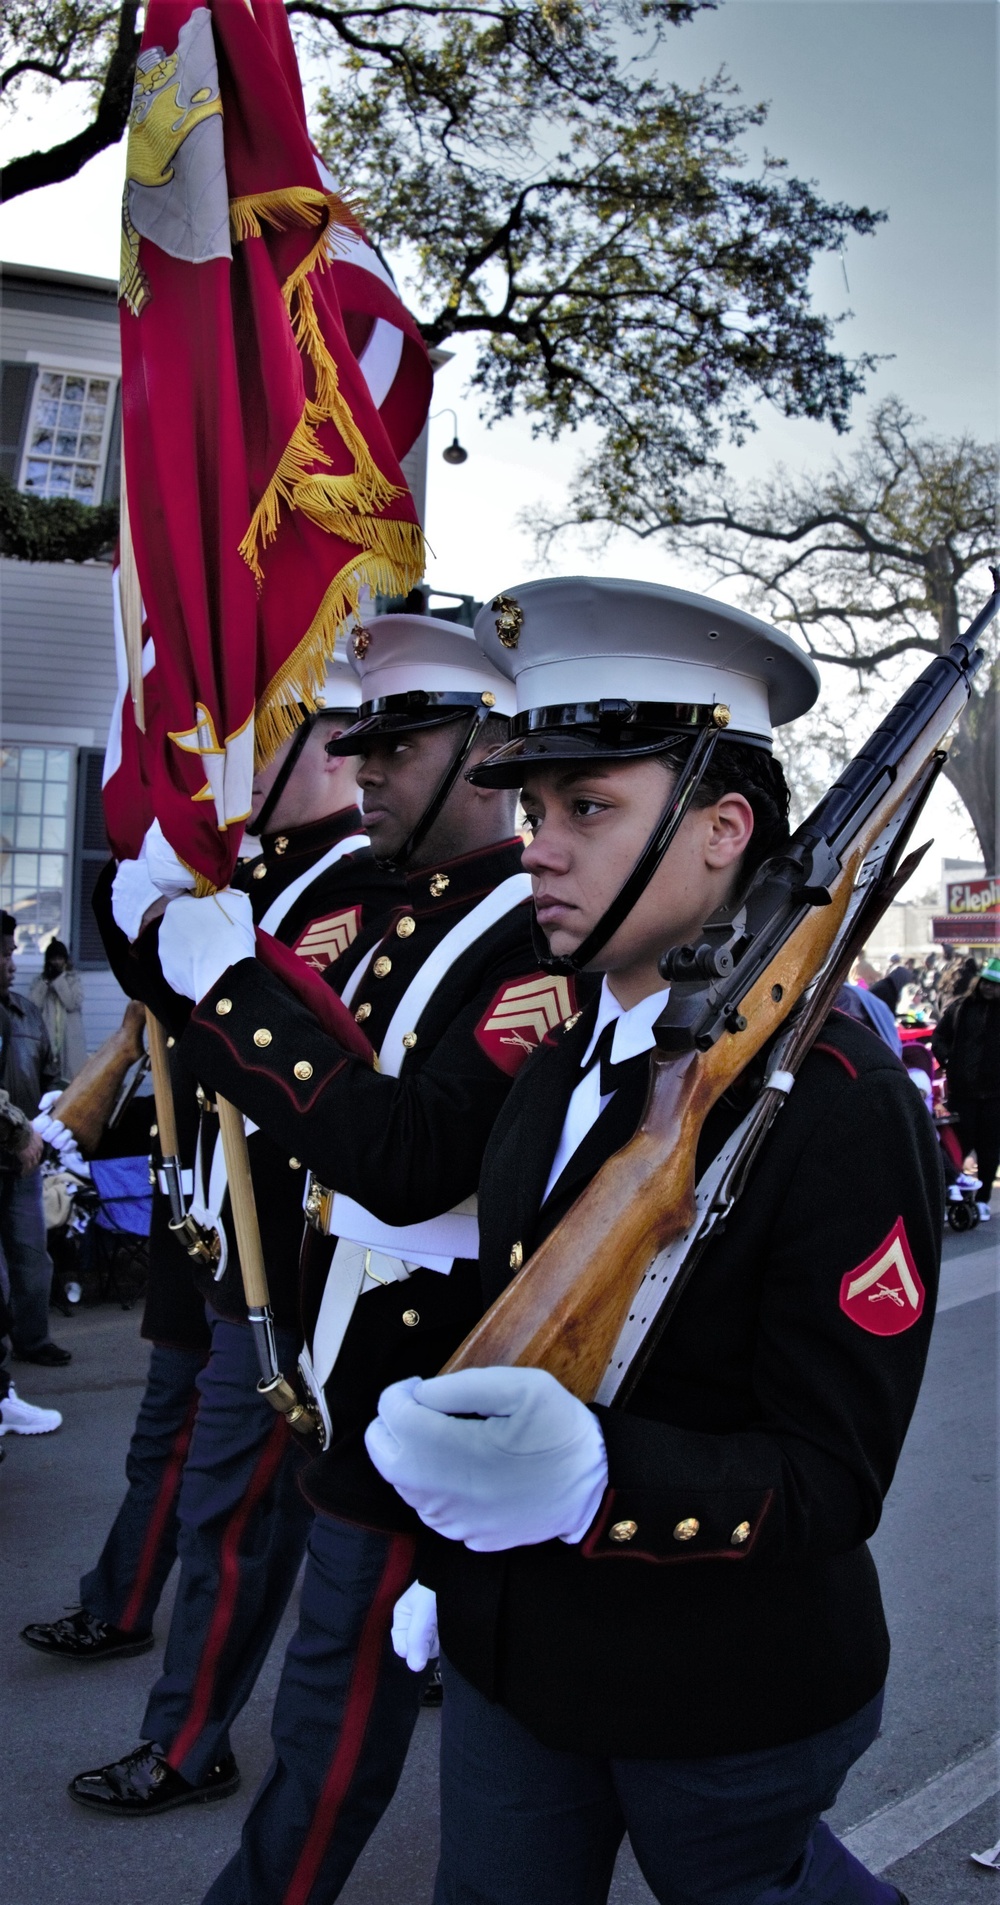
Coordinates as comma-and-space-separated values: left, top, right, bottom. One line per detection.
431, 408, 468, 465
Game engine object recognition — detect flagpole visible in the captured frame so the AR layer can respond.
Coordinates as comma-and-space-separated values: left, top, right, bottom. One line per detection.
215, 1094, 321, 1440
145, 1009, 188, 1231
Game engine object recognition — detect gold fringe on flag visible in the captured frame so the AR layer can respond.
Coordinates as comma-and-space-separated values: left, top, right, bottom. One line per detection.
229, 185, 412, 589
253, 531, 425, 769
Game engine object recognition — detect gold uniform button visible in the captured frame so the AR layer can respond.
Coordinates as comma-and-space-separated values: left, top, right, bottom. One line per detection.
609, 1519, 638, 1543
354, 1003, 371, 1022
149, 1124, 158, 1139
253, 1028, 272, 1048
402, 1308, 420, 1328
293, 1060, 313, 1081
396, 916, 416, 938
274, 835, 288, 855
215, 998, 232, 1016
509, 1241, 523, 1271
289, 1157, 302, 1170
166, 1036, 175, 1048
401, 1032, 418, 1050
253, 862, 267, 880
673, 1517, 700, 1542
429, 873, 450, 898
731, 1521, 751, 1546
373, 955, 392, 978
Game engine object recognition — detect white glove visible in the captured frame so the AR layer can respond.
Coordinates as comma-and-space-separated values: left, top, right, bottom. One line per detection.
159, 890, 255, 1002
32, 1113, 89, 1176
112, 821, 196, 942
37, 1089, 61, 1115
365, 1367, 609, 1553
391, 1581, 439, 1672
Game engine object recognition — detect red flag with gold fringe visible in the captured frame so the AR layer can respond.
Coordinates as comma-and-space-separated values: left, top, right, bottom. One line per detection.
109, 0, 429, 889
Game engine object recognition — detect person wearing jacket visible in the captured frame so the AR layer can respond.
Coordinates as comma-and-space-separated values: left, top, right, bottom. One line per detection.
931, 956, 1000, 1221
0, 913, 69, 1366
29, 940, 88, 1080
365, 578, 938, 1905
0, 1001, 63, 1440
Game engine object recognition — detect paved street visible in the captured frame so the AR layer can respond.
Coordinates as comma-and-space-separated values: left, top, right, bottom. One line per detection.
1, 1207, 996, 1905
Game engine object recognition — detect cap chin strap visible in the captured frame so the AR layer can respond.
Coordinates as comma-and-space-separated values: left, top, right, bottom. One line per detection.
375, 706, 492, 871
245, 714, 317, 839
535, 726, 721, 976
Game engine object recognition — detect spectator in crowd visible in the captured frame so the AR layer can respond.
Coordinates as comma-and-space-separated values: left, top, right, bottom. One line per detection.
932, 956, 1000, 1223
0, 1000, 63, 1442
869, 956, 915, 1015
0, 913, 71, 1366
851, 949, 879, 989
30, 940, 87, 1081
938, 952, 979, 1006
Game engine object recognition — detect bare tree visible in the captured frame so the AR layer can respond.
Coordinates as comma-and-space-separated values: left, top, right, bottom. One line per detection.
541, 398, 997, 865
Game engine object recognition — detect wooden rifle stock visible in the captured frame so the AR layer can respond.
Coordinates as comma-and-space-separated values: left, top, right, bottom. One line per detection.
52, 1000, 147, 1155
445, 660, 975, 1402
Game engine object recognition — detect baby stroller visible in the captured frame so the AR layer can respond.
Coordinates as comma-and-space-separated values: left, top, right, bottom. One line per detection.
44, 1155, 153, 1308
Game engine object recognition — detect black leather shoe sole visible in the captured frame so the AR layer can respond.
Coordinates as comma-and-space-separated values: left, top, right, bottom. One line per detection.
21, 1626, 154, 1662
68, 1758, 240, 1815
14, 1343, 72, 1366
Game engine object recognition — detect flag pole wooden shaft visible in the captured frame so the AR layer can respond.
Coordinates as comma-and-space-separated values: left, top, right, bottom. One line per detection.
215, 1095, 270, 1311
145, 1009, 180, 1157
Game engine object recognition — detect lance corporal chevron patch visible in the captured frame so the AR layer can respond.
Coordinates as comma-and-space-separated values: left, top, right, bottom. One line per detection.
291, 906, 361, 972
838, 1216, 926, 1336
475, 973, 577, 1075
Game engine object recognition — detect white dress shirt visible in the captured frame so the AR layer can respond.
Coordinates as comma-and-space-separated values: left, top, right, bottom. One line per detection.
542, 979, 670, 1204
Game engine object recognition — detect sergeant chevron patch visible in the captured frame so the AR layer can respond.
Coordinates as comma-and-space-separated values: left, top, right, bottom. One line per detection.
291, 907, 361, 972
838, 1216, 925, 1335
475, 973, 577, 1075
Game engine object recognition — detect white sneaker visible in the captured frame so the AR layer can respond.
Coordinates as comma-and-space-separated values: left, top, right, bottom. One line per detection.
0, 1384, 62, 1435
976, 1202, 992, 1223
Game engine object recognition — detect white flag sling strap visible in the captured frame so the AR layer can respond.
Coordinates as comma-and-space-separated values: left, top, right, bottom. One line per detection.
257, 833, 368, 936
306, 874, 532, 1408
192, 834, 367, 1268
376, 874, 531, 1079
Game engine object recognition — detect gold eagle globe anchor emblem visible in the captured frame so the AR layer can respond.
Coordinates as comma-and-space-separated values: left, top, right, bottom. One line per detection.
492, 595, 524, 649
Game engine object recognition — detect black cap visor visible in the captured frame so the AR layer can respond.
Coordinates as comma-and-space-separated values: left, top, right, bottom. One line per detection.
467, 700, 768, 788
330, 693, 500, 756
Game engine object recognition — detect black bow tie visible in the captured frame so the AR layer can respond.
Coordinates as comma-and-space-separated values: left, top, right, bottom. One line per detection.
580, 1019, 632, 1097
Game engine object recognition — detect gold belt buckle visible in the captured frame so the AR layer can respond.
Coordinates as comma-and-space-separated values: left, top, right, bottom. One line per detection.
304, 1173, 334, 1234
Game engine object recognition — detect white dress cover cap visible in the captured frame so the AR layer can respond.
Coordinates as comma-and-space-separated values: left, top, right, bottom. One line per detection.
348, 613, 516, 717
472, 577, 820, 743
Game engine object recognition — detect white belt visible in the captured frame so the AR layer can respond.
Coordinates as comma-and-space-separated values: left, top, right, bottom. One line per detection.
305, 1193, 477, 1397
156, 1167, 194, 1197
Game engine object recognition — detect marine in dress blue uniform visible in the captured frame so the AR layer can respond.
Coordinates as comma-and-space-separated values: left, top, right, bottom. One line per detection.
159, 617, 588, 1903
30, 670, 400, 1817
363, 579, 937, 1905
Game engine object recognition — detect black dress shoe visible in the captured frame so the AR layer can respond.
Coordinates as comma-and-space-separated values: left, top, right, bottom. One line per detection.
15, 1341, 71, 1366
21, 1609, 154, 1661
69, 1742, 240, 1814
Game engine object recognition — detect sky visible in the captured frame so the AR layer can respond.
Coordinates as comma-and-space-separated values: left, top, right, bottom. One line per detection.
1, 0, 995, 883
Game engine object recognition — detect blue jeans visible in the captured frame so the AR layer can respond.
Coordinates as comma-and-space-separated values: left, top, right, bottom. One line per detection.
435, 1661, 896, 1905
0, 1168, 54, 1354
80, 1342, 207, 1634
140, 1315, 314, 1785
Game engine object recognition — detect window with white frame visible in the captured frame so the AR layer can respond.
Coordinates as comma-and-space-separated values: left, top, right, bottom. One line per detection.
18, 368, 117, 506
0, 745, 75, 955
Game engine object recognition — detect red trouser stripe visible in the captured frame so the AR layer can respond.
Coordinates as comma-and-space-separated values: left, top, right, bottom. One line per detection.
282, 1532, 417, 1905
166, 1416, 290, 1771
118, 1388, 201, 1635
